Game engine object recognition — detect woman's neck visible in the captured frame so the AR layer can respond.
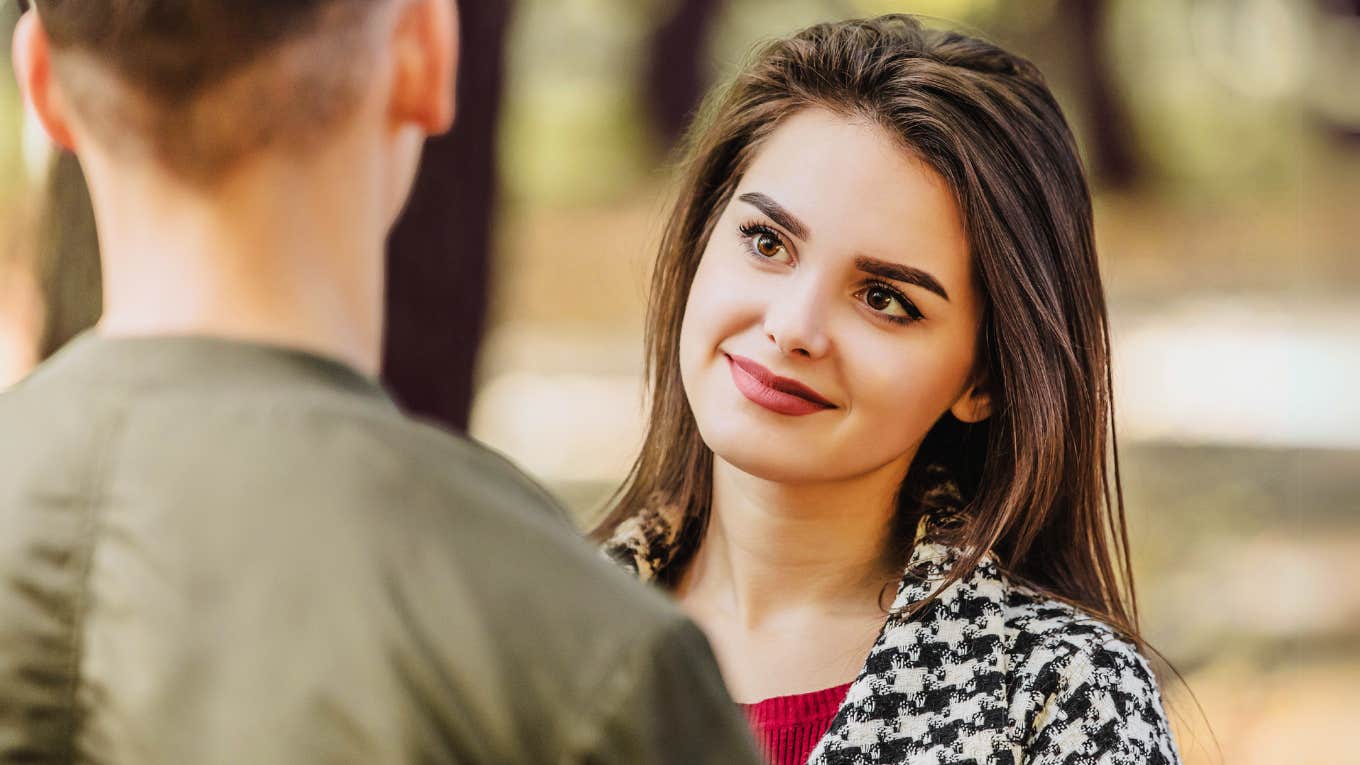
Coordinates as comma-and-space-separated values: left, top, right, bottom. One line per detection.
676, 455, 912, 630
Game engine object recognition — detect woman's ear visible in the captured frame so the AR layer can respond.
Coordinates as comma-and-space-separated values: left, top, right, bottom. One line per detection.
949, 381, 992, 424
12, 10, 78, 151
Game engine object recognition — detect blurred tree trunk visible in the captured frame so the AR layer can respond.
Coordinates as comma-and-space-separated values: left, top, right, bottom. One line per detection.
1056, 0, 1141, 188
645, 0, 721, 147
382, 0, 512, 432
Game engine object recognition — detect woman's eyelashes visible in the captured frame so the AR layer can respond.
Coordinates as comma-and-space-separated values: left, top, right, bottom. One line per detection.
736, 221, 926, 326
738, 221, 793, 264
854, 281, 923, 324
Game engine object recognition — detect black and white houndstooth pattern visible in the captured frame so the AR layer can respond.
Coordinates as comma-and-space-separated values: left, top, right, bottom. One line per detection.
603, 489, 1182, 764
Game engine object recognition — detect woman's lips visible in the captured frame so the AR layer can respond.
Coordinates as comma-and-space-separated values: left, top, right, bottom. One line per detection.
725, 354, 836, 416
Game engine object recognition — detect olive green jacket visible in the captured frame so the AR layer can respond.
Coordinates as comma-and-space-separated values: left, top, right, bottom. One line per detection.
0, 334, 761, 765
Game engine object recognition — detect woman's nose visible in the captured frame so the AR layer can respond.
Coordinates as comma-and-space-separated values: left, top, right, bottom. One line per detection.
762, 279, 831, 359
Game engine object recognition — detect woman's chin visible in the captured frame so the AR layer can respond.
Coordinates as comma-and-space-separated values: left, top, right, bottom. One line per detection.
717, 452, 833, 484
693, 403, 831, 479
702, 434, 842, 485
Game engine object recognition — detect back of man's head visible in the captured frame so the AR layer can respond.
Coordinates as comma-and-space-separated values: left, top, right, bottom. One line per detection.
31, 0, 386, 183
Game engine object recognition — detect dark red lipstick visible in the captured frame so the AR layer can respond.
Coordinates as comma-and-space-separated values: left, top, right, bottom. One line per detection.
725, 353, 836, 416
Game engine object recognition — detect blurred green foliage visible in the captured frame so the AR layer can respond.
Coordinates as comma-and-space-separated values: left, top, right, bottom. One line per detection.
497, 0, 1336, 207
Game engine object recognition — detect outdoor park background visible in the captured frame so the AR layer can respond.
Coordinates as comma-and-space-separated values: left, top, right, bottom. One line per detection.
1, 1, 1357, 762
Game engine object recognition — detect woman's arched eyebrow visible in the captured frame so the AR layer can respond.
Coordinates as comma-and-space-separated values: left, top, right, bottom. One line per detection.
855, 256, 950, 302
737, 192, 809, 241
738, 190, 949, 301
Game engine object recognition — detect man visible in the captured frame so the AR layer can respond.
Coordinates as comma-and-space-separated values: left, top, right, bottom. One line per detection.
0, 1, 761, 762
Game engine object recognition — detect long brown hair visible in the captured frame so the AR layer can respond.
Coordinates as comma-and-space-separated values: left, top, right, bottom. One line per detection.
593, 14, 1141, 647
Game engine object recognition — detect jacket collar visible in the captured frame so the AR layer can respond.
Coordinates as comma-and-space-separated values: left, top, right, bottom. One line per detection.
602, 472, 1018, 762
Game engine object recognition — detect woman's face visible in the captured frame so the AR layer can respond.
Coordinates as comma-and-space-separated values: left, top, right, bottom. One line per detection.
679, 107, 989, 485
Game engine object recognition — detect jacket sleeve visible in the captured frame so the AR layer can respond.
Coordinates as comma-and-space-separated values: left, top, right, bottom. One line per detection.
1024, 636, 1182, 765
564, 615, 764, 765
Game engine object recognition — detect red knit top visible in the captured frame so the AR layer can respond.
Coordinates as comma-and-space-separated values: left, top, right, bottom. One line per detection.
738, 682, 852, 765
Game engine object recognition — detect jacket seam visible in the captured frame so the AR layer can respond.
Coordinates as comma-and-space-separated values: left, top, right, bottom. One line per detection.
61, 404, 127, 762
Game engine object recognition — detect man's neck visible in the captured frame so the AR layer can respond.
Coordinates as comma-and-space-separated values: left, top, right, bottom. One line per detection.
86, 149, 389, 377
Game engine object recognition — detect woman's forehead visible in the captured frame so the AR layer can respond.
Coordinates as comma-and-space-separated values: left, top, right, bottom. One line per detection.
732, 108, 971, 283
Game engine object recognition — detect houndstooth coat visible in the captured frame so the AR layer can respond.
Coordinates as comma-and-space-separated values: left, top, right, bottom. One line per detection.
603, 494, 1183, 765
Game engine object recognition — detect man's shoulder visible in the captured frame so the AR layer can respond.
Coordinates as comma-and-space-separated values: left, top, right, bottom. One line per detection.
174, 393, 682, 625
5, 366, 690, 636
98, 379, 567, 526
287, 396, 568, 524
265, 400, 706, 736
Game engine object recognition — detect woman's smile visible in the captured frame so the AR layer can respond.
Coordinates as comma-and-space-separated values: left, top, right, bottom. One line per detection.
724, 353, 837, 416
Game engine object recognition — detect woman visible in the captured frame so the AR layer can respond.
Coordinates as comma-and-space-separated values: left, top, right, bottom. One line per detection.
594, 14, 1181, 765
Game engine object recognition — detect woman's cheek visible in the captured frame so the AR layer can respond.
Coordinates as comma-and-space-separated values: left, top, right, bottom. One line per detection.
848, 343, 950, 427
679, 253, 735, 387
689, 253, 764, 341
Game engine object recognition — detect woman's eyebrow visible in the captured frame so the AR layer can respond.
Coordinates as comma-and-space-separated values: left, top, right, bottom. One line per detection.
855, 256, 950, 301
737, 191, 949, 301
737, 192, 810, 241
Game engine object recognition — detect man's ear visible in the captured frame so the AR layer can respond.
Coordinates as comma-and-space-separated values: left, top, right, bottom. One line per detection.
388, 0, 458, 136
949, 380, 992, 424
12, 10, 77, 151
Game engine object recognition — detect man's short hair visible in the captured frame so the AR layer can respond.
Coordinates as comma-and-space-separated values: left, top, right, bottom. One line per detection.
34, 0, 381, 183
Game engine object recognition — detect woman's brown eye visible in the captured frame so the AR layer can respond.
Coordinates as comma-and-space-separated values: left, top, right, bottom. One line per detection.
866, 287, 894, 311
755, 233, 783, 258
